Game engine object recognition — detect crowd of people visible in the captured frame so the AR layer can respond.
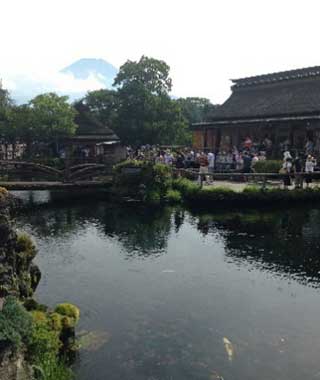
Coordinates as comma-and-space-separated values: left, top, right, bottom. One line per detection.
126, 144, 319, 189
126, 145, 266, 173
281, 150, 317, 189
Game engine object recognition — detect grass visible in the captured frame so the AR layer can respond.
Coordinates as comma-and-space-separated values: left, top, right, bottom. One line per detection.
172, 178, 320, 207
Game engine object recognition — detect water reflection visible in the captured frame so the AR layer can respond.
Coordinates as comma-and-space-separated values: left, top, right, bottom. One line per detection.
18, 201, 320, 287
14, 198, 320, 380
189, 208, 320, 287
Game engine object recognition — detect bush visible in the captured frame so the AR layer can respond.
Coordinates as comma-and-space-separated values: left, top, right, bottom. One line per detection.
54, 303, 80, 327
165, 189, 182, 204
0, 297, 33, 349
254, 160, 282, 173
172, 178, 200, 197
113, 160, 172, 202
16, 232, 37, 258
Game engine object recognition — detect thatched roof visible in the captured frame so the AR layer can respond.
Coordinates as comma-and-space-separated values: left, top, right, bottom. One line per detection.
74, 102, 119, 141
204, 66, 320, 125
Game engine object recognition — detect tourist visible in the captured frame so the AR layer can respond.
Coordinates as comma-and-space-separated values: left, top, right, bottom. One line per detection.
208, 151, 215, 173
251, 153, 259, 172
305, 155, 316, 188
305, 139, 314, 156
293, 153, 303, 189
242, 152, 252, 173
155, 153, 164, 164
283, 150, 292, 161
198, 152, 209, 185
235, 152, 244, 172
281, 157, 292, 189
164, 150, 173, 165
243, 136, 252, 151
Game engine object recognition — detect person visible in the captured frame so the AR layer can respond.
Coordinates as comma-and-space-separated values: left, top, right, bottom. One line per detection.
293, 153, 303, 189
155, 153, 164, 164
198, 152, 209, 185
208, 152, 215, 173
282, 157, 292, 189
164, 150, 173, 165
175, 153, 185, 169
243, 136, 252, 150
242, 151, 252, 173
236, 152, 244, 172
305, 155, 316, 187
283, 150, 292, 161
251, 153, 259, 172
305, 139, 314, 156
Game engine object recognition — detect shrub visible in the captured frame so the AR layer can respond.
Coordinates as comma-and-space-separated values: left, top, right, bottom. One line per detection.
16, 232, 37, 258
165, 189, 182, 204
55, 304, 80, 327
172, 178, 200, 197
0, 297, 33, 349
254, 160, 282, 173
113, 160, 172, 201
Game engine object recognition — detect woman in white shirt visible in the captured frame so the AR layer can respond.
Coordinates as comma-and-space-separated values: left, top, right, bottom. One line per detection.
305, 155, 316, 187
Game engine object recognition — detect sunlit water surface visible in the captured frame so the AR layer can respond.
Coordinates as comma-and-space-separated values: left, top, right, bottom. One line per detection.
15, 193, 320, 380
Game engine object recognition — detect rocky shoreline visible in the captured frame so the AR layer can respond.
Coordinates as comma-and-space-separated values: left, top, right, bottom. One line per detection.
0, 188, 79, 380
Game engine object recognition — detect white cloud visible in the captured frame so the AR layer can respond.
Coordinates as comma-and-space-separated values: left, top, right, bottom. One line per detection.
4, 71, 107, 103
2, 0, 320, 104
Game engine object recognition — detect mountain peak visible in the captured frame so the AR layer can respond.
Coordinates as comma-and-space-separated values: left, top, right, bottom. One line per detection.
61, 58, 118, 82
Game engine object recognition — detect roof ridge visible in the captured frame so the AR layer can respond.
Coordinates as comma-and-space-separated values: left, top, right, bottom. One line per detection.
232, 65, 320, 88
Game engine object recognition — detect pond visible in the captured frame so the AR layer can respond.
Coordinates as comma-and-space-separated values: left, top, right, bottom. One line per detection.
15, 194, 320, 380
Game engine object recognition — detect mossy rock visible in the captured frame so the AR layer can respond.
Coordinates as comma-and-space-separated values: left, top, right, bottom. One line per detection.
55, 303, 80, 327
16, 232, 37, 259
48, 312, 63, 332
23, 298, 48, 312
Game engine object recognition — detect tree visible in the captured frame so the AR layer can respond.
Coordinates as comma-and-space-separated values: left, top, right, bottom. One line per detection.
113, 56, 189, 146
114, 56, 172, 95
78, 89, 119, 129
0, 81, 13, 135
176, 97, 219, 124
29, 93, 77, 141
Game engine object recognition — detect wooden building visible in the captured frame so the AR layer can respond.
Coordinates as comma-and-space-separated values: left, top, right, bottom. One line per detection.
65, 102, 126, 163
192, 66, 320, 156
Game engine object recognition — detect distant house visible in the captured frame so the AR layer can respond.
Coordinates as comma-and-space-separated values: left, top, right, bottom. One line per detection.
192, 66, 320, 155
65, 102, 125, 163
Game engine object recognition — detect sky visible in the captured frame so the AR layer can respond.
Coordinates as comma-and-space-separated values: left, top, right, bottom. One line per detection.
1, 0, 320, 104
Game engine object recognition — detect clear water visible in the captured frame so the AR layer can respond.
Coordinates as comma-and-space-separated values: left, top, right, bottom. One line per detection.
15, 198, 320, 380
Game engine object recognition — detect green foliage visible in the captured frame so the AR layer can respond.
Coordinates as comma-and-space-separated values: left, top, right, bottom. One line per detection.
0, 297, 33, 349
165, 189, 182, 204
111, 56, 190, 145
113, 160, 172, 202
34, 355, 74, 380
172, 178, 200, 197
29, 311, 61, 360
79, 89, 119, 128
176, 97, 218, 124
16, 232, 37, 256
171, 178, 320, 207
54, 303, 80, 327
29, 93, 77, 140
254, 160, 282, 173
114, 55, 172, 95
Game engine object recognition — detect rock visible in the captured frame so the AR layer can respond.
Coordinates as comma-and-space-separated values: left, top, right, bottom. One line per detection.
0, 342, 33, 380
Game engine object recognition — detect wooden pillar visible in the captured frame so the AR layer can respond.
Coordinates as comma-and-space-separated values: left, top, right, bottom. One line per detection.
64, 145, 72, 182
